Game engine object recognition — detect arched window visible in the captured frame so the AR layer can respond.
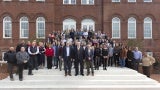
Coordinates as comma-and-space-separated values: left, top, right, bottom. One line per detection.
128, 17, 136, 39
3, 16, 12, 38
81, 19, 95, 31
63, 18, 76, 31
36, 17, 45, 38
20, 16, 29, 38
144, 17, 152, 39
112, 17, 120, 39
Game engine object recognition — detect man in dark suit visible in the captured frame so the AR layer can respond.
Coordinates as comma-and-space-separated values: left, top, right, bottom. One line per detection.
74, 42, 84, 76
85, 44, 94, 76
62, 41, 72, 76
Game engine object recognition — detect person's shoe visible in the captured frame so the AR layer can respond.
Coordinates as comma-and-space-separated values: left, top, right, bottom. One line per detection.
19, 78, 23, 81
87, 73, 89, 76
28, 73, 34, 75
92, 73, 94, 76
68, 74, 72, 76
55, 67, 58, 69
65, 73, 67, 76
75, 74, 78, 76
81, 74, 84, 76
36, 68, 38, 70
10, 78, 14, 81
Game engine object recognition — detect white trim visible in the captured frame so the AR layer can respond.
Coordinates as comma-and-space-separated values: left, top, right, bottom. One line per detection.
36, 17, 45, 39
63, 0, 76, 5
81, 19, 95, 31
63, 18, 76, 31
112, 17, 121, 39
3, 16, 12, 39
128, 17, 136, 39
81, 0, 94, 5
144, 17, 152, 39
20, 17, 29, 39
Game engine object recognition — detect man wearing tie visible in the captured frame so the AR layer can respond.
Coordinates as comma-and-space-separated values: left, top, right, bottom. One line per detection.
62, 41, 72, 76
74, 42, 84, 76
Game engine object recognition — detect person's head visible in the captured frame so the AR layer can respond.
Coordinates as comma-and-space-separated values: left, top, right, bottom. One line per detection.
21, 47, 26, 52
32, 41, 36, 46
135, 47, 138, 51
48, 44, 52, 48
87, 44, 91, 49
27, 41, 31, 45
39, 42, 44, 47
21, 40, 25, 44
66, 41, 70, 47
9, 47, 15, 51
143, 52, 148, 57
77, 42, 81, 47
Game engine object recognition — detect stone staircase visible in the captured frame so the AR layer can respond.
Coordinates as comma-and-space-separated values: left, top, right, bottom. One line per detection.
0, 67, 160, 90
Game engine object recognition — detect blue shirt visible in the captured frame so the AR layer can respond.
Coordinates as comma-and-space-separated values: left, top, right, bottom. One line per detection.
133, 50, 142, 60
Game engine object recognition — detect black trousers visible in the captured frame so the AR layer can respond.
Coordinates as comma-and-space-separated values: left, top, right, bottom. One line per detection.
75, 59, 84, 75
133, 59, 140, 72
95, 56, 100, 70
47, 56, 53, 69
114, 55, 119, 66
108, 56, 114, 66
103, 58, 108, 69
8, 63, 16, 79
38, 54, 45, 66
143, 66, 151, 78
28, 55, 38, 74
64, 56, 72, 75
18, 63, 24, 79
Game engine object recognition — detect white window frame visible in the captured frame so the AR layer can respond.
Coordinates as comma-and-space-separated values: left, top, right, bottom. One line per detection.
3, 16, 12, 38
144, 0, 152, 2
144, 17, 152, 39
36, 0, 45, 2
20, 17, 29, 39
19, 0, 28, 1
128, 0, 136, 2
81, 19, 95, 31
63, 19, 76, 31
128, 17, 136, 39
112, 0, 120, 2
63, 0, 76, 5
112, 17, 121, 39
81, 0, 94, 5
36, 17, 45, 39
3, 0, 12, 1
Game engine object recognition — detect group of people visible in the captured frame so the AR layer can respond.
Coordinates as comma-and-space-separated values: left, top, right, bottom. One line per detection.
3, 30, 156, 81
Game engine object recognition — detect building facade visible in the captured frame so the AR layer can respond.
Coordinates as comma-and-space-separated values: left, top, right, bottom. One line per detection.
0, 0, 160, 60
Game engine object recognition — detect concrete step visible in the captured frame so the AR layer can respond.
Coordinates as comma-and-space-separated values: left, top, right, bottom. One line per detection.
0, 67, 160, 90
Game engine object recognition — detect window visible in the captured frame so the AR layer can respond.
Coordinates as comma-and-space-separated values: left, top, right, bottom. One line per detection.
63, 19, 76, 31
3, 16, 12, 38
128, 0, 136, 2
144, 17, 152, 39
81, 19, 95, 31
20, 17, 29, 38
63, 0, 76, 4
112, 0, 120, 2
3, 0, 12, 1
19, 0, 28, 1
144, 0, 152, 2
112, 17, 120, 39
128, 17, 136, 39
36, 0, 45, 2
36, 17, 45, 39
81, 0, 94, 5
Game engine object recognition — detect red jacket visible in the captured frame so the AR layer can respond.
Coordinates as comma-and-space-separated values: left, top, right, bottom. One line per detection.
45, 48, 54, 57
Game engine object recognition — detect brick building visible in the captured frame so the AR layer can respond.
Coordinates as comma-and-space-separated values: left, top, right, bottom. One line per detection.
0, 0, 160, 61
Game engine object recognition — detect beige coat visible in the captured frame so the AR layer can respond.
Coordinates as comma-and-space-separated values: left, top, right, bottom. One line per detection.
142, 55, 155, 66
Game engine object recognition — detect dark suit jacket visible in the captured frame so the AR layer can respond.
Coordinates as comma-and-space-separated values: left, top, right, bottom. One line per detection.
74, 46, 84, 61
85, 47, 94, 61
62, 46, 72, 59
